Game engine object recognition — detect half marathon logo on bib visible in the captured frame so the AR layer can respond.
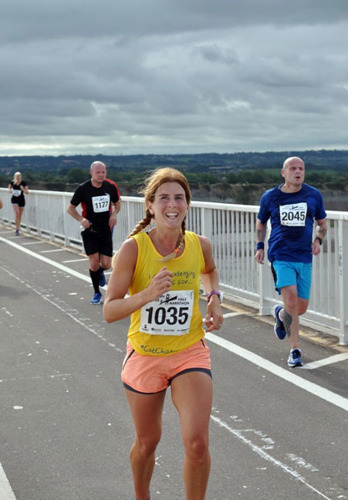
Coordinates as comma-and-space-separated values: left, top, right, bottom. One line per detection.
280, 202, 307, 227
140, 290, 194, 336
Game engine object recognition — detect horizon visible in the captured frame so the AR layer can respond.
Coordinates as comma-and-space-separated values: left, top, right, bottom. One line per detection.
1, 148, 348, 159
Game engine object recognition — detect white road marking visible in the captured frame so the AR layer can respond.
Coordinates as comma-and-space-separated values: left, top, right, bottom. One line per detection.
22, 241, 46, 246
62, 258, 87, 263
1, 307, 14, 318
0, 374, 72, 383
0, 264, 122, 355
286, 453, 319, 472
0, 462, 17, 499
222, 313, 348, 371
211, 415, 333, 500
40, 248, 67, 253
301, 352, 348, 370
222, 311, 246, 318
0, 236, 90, 283
205, 332, 348, 412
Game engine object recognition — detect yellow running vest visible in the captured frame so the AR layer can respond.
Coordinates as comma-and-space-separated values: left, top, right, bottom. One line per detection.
128, 231, 205, 356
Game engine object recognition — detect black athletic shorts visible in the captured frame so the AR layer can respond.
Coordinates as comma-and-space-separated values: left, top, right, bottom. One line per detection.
81, 227, 113, 257
11, 197, 25, 208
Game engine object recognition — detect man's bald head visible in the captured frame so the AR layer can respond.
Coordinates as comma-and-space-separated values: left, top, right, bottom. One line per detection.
90, 161, 107, 186
282, 156, 304, 170
90, 161, 107, 173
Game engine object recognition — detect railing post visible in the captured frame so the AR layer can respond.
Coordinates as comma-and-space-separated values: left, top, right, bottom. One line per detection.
258, 261, 273, 316
63, 194, 70, 247
127, 200, 137, 235
36, 192, 42, 238
338, 219, 348, 344
201, 207, 213, 240
257, 222, 273, 316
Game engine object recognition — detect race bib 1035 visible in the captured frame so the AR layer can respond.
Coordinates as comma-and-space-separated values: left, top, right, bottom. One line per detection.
140, 290, 194, 336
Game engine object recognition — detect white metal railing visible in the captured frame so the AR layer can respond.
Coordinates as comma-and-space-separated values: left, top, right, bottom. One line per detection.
1, 187, 347, 344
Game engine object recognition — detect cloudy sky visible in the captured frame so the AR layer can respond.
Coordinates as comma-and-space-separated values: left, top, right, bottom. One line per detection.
1, 0, 348, 156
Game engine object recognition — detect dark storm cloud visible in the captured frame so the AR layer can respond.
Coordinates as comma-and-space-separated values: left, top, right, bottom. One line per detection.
1, 0, 348, 155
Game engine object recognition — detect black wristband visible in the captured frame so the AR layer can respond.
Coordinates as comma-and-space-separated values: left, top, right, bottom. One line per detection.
315, 236, 323, 246
256, 242, 264, 250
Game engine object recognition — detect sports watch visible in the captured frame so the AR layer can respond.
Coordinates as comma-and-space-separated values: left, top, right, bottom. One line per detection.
207, 290, 223, 303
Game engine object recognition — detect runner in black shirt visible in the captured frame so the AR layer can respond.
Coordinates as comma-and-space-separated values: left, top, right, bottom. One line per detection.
8, 171, 29, 235
68, 161, 121, 304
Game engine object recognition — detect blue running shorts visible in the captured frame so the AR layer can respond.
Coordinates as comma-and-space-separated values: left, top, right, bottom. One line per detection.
271, 261, 312, 300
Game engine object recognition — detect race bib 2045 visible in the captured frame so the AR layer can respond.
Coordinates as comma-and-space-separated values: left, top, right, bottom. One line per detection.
92, 194, 110, 213
280, 202, 307, 227
140, 290, 194, 336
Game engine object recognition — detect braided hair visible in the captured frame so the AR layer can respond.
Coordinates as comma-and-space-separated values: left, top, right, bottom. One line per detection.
128, 209, 153, 238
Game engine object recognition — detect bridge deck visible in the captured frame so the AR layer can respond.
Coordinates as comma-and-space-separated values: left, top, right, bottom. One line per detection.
1, 226, 347, 500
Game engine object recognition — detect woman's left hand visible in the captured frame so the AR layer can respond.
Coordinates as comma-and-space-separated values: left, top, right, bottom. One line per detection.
204, 296, 223, 332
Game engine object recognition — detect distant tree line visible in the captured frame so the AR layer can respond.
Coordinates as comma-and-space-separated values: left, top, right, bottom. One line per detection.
0, 151, 347, 200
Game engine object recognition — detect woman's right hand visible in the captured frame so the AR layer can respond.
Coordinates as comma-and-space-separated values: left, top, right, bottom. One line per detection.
147, 266, 173, 301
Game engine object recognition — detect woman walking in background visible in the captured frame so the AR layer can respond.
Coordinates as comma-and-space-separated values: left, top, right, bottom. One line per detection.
104, 167, 223, 500
8, 171, 29, 235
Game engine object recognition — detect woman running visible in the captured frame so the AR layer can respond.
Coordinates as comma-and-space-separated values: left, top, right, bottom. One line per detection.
104, 167, 223, 500
8, 171, 29, 235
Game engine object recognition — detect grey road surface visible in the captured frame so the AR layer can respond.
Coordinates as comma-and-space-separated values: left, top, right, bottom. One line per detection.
1, 226, 347, 500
